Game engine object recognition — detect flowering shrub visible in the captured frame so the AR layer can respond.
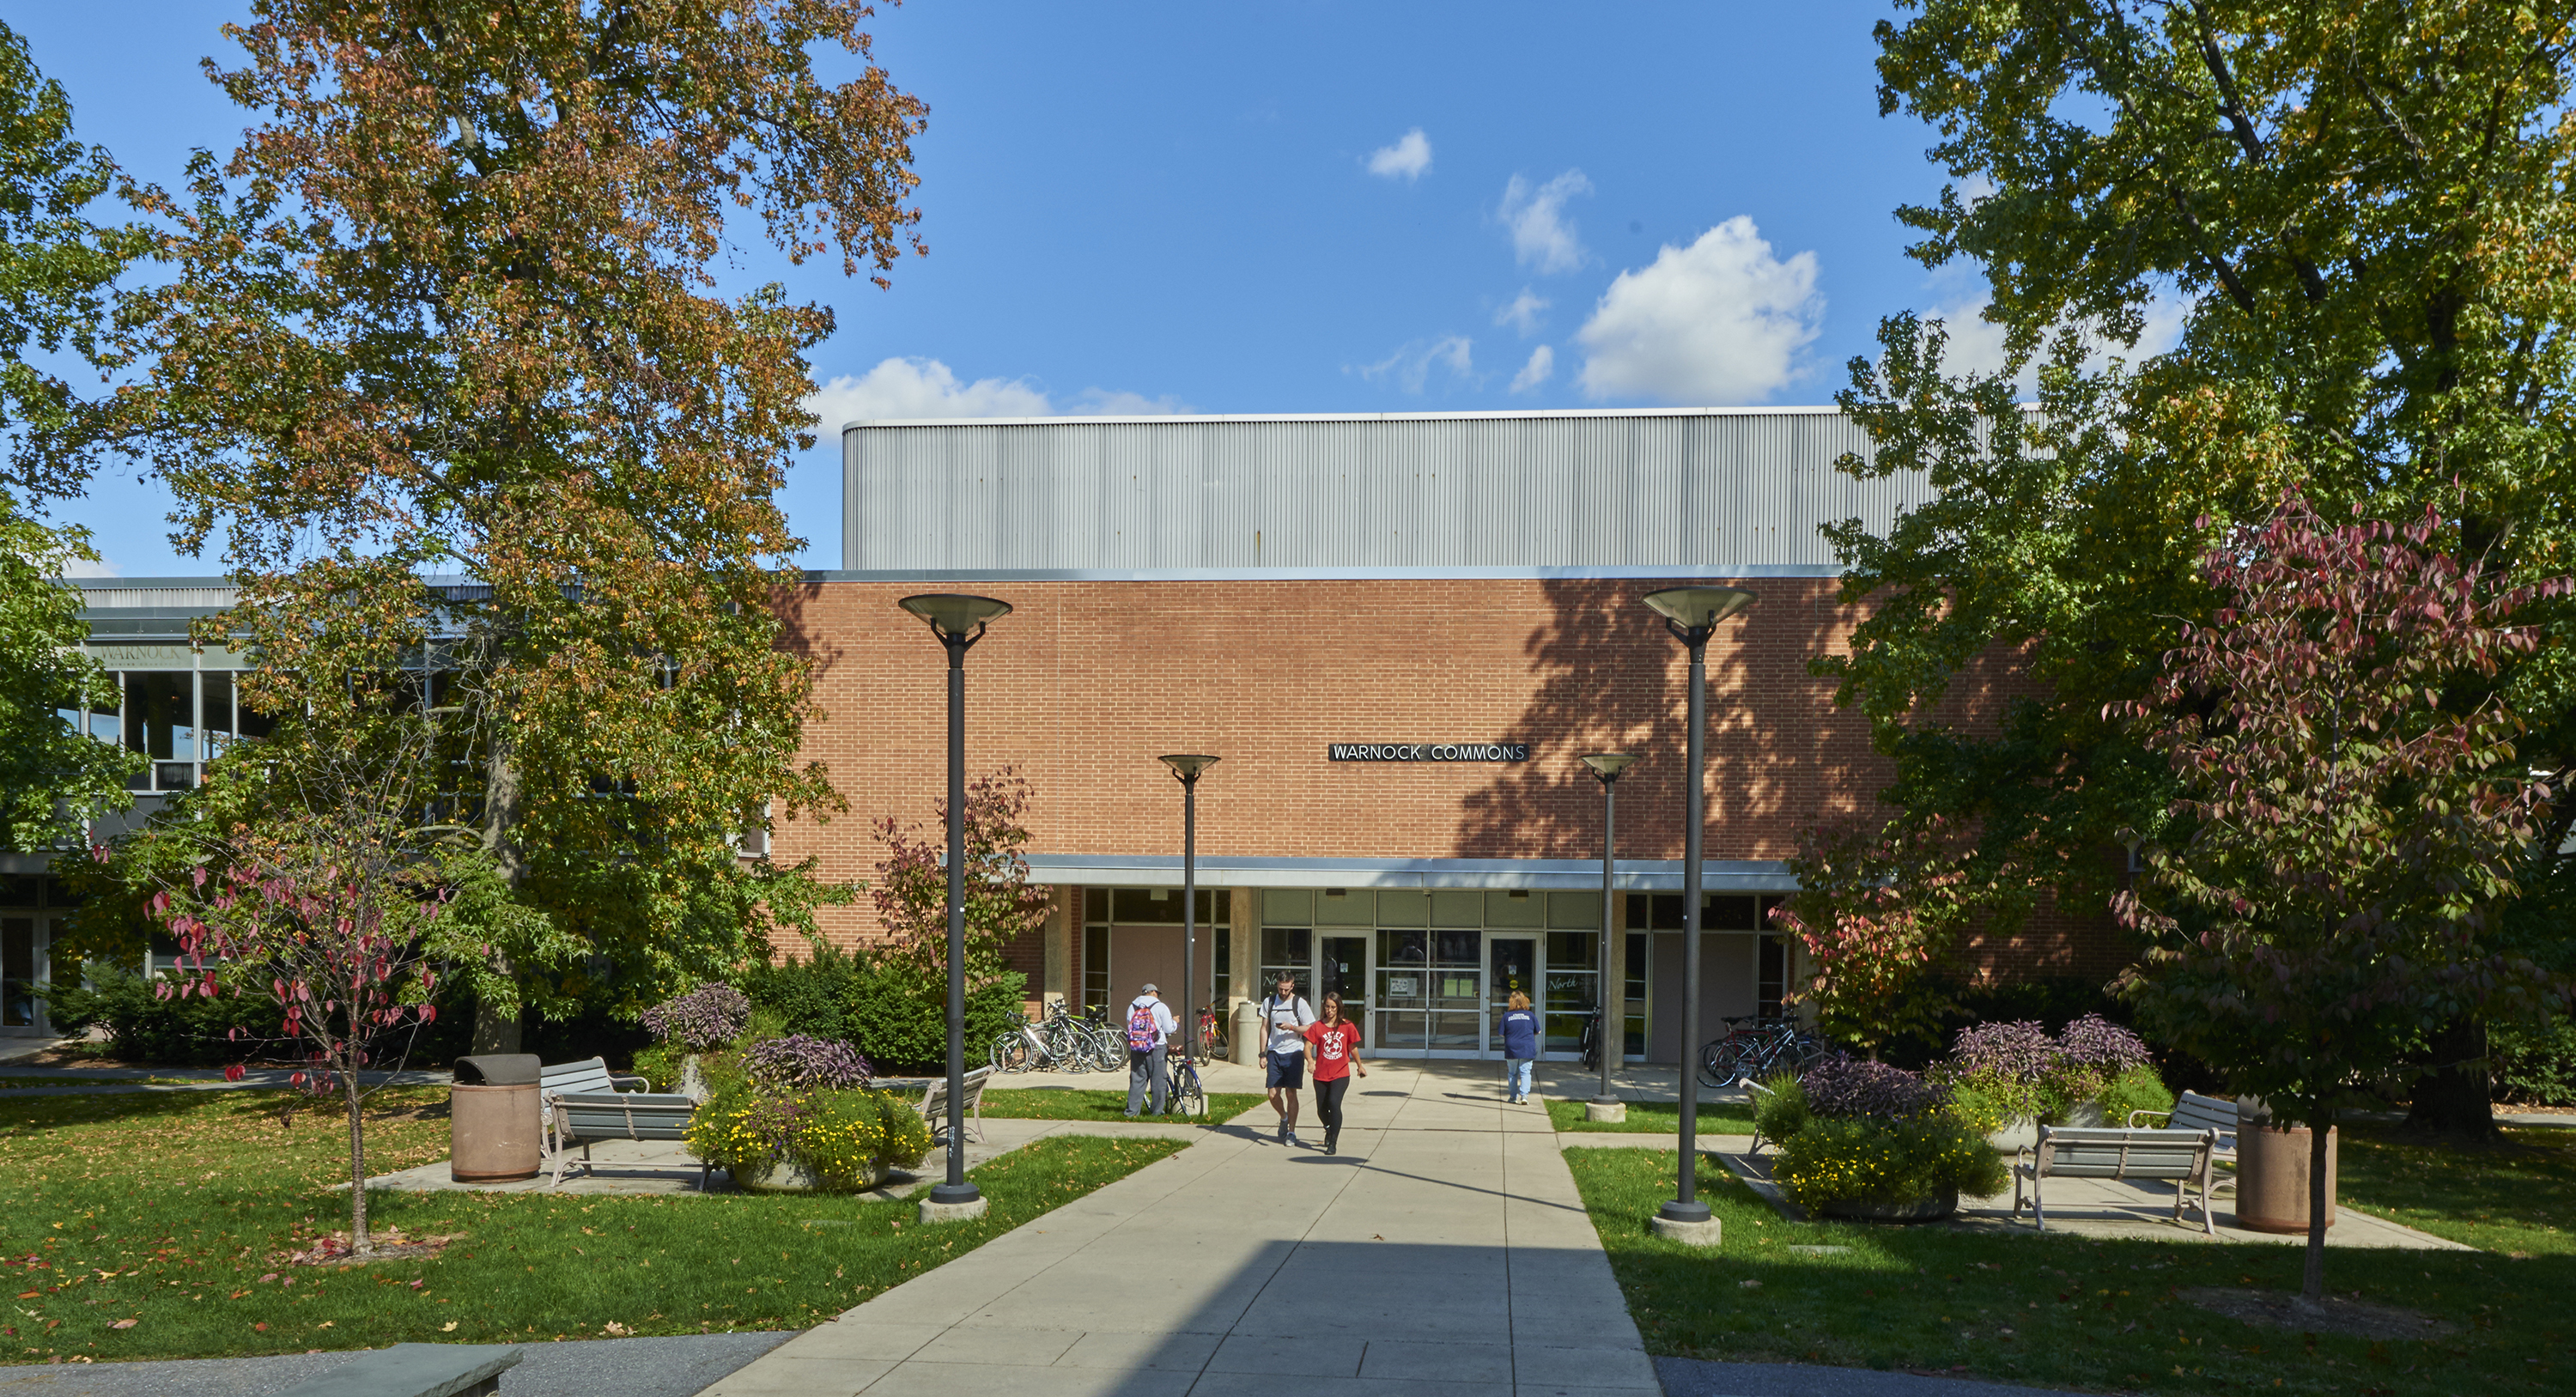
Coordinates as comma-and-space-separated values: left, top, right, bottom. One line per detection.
1948, 1020, 2057, 1085
642, 982, 750, 1052
743, 1033, 872, 1091
686, 1083, 930, 1192
1775, 1114, 2005, 1212
1799, 1054, 1948, 1121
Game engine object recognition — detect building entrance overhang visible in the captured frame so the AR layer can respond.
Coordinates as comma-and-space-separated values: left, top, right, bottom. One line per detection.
1026, 853, 1798, 894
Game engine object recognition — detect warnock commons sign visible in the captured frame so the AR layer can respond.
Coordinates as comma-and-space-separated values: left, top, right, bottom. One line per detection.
1327, 743, 1531, 762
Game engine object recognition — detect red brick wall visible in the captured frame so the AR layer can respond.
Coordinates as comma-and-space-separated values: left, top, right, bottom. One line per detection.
769, 575, 2122, 983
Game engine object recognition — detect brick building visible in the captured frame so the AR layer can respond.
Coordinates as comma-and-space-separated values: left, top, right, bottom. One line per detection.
775, 407, 2126, 1065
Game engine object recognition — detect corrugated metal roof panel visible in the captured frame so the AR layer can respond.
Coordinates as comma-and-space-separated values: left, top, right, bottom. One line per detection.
842, 408, 1910, 574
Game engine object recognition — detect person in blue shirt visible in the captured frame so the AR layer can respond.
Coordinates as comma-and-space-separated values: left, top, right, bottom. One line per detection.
1499, 992, 1540, 1104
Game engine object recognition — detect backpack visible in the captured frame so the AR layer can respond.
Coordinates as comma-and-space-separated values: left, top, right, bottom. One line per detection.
1127, 1001, 1158, 1052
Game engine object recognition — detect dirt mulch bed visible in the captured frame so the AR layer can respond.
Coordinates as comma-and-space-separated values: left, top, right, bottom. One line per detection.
2181, 1286, 2457, 1341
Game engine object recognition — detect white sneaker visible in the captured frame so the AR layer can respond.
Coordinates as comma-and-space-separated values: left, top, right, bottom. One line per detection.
1285, 1132, 1305, 1148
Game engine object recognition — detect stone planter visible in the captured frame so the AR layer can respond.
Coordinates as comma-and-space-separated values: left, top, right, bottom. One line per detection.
1817, 1188, 1959, 1223
732, 1157, 889, 1194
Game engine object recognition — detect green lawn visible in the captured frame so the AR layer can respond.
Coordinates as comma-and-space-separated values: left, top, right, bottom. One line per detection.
1545, 1098, 1759, 1134
1564, 1128, 2575, 1396
2, 1088, 1183, 1364
969, 1088, 1269, 1121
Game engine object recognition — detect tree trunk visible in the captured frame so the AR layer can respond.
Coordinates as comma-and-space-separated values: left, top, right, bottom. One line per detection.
344, 1067, 371, 1256
2300, 1102, 2331, 1303
2404, 1014, 2499, 1141
473, 726, 527, 1055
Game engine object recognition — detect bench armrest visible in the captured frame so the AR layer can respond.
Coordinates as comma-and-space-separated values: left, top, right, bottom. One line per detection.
2127, 1108, 2172, 1128
610, 1072, 651, 1091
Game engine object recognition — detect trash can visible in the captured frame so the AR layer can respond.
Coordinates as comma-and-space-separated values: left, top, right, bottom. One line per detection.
2235, 1097, 2336, 1234
451, 1054, 543, 1183
1233, 1001, 1263, 1067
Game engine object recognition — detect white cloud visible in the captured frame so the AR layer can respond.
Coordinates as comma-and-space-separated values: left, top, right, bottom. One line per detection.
1498, 170, 1592, 274
1914, 289, 2193, 396
1574, 216, 1823, 404
806, 357, 1186, 424
1509, 345, 1554, 393
1357, 336, 1475, 393
58, 553, 118, 578
1493, 289, 1549, 337
1366, 128, 1432, 181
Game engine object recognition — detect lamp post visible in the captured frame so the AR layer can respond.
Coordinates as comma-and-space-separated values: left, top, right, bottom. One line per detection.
1578, 751, 1638, 1116
1641, 584, 1756, 1244
899, 592, 1012, 1218
1157, 754, 1220, 1090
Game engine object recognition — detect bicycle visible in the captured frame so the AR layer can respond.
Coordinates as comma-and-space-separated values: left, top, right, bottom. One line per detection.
987, 1001, 1097, 1074
1078, 1003, 1127, 1072
1165, 1046, 1208, 1120
1578, 1011, 1604, 1073
1194, 1005, 1226, 1063
1697, 1015, 1827, 1088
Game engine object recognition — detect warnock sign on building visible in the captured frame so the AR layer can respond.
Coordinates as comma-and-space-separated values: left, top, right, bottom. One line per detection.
1327, 743, 1531, 762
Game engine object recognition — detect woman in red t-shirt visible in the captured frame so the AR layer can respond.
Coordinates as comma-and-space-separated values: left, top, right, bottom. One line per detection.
1303, 991, 1368, 1155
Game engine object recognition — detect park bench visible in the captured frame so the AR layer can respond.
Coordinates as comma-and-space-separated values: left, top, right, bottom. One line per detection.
2127, 1090, 2241, 1206
541, 1055, 707, 1189
915, 1065, 995, 1146
271, 1341, 522, 1397
2014, 1125, 2221, 1235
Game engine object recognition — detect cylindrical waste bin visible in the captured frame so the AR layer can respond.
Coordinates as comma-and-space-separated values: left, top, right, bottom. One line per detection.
2235, 1098, 2336, 1234
1233, 1001, 1263, 1066
451, 1054, 543, 1183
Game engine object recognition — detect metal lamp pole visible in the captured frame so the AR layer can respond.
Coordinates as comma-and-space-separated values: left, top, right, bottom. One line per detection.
900, 592, 1012, 1212
1578, 752, 1638, 1109
1641, 585, 1755, 1236
1157, 755, 1220, 1082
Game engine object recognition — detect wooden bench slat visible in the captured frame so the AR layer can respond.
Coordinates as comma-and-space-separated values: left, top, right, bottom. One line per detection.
2015, 1124, 2217, 1236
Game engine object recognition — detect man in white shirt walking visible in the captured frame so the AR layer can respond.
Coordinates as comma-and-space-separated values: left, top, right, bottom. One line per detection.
1258, 972, 1318, 1145
1123, 983, 1179, 1118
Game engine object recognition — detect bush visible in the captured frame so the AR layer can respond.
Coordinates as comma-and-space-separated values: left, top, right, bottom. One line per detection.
1753, 1070, 1810, 1145
641, 982, 751, 1051
1774, 1114, 2008, 1211
743, 1033, 872, 1091
2493, 1016, 2576, 1105
36, 962, 473, 1067
743, 944, 1026, 1074
1800, 1054, 1948, 1121
685, 1082, 930, 1191
2096, 1063, 2177, 1127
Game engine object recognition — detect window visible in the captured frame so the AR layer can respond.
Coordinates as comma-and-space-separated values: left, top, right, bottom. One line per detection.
1758, 935, 1787, 1018
1261, 926, 1312, 999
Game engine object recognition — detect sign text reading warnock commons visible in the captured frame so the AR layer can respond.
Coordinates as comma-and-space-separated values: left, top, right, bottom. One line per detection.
1327, 743, 1531, 762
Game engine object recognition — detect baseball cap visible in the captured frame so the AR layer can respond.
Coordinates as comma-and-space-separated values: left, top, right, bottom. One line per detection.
1139, 982, 1159, 993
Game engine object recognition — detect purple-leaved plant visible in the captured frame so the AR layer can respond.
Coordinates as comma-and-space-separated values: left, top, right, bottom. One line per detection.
2055, 1014, 2152, 1076
743, 1034, 872, 1091
1799, 1054, 1949, 1121
1948, 1019, 2058, 1085
641, 982, 751, 1052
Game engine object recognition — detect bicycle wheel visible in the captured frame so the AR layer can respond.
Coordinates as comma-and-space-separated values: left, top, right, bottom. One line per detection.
1173, 1065, 1207, 1120
1579, 1014, 1602, 1073
1089, 1028, 1127, 1072
1053, 1029, 1089, 1074
989, 1032, 1032, 1074
1698, 1037, 1747, 1089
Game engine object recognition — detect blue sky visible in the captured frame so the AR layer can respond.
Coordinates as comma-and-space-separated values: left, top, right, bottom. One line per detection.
13, 1, 2008, 575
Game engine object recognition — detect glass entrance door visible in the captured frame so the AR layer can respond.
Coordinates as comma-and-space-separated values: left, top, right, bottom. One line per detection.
3, 917, 39, 1033
1319, 935, 1369, 1046
1485, 934, 1537, 1054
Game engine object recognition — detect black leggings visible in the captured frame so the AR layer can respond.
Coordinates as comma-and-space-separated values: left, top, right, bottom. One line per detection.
1315, 1074, 1349, 1137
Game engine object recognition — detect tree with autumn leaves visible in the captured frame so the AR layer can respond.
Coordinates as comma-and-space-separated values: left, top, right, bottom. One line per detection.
2116, 493, 2567, 1302
76, 1, 929, 1036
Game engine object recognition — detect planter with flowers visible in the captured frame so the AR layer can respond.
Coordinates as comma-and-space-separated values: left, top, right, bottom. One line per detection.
1768, 1056, 2006, 1220
684, 1034, 930, 1193
1940, 1015, 2172, 1151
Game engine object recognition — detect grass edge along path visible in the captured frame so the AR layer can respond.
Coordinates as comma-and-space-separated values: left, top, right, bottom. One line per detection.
2, 1087, 1186, 1364
1545, 1097, 1758, 1134
1561, 1144, 2572, 1397
961, 1087, 1268, 1121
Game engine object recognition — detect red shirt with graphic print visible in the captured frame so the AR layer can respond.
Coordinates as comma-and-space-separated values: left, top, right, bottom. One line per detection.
1303, 1019, 1363, 1081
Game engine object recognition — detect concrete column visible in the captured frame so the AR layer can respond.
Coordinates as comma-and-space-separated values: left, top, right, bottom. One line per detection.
1230, 887, 1261, 1014
1042, 886, 1071, 1008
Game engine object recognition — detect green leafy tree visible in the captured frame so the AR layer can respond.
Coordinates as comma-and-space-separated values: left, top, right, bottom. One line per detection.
868, 769, 1053, 987
2117, 493, 2567, 1303
1822, 1, 2576, 1132
1769, 816, 1973, 1058
88, 2, 925, 1037
0, 21, 147, 851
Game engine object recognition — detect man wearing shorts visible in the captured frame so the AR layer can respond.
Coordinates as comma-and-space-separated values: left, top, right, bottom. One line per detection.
1259, 971, 1317, 1146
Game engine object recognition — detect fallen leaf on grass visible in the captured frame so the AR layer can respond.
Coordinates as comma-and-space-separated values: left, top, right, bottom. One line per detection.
108, 1320, 136, 1330
440, 1321, 457, 1333
315, 1321, 333, 1329
14, 1292, 33, 1300
252, 1322, 268, 1333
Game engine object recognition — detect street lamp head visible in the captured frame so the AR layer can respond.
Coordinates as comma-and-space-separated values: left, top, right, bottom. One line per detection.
1578, 751, 1640, 782
1158, 753, 1222, 781
1642, 585, 1757, 643
898, 593, 1012, 643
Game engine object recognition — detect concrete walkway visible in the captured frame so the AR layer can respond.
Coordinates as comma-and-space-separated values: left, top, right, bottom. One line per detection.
702, 1062, 1653, 1397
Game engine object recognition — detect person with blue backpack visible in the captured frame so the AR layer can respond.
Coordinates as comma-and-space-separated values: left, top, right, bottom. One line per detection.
1122, 982, 1179, 1118
1499, 990, 1540, 1104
